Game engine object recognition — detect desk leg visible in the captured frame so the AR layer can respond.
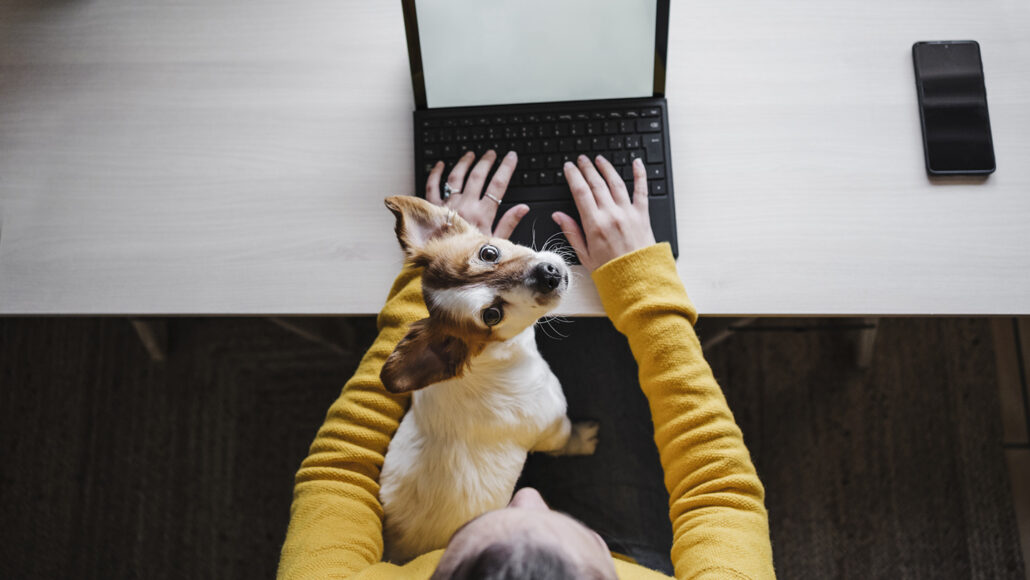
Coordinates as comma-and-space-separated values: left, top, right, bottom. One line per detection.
129, 319, 168, 362
854, 317, 879, 369
697, 317, 756, 351
268, 317, 352, 355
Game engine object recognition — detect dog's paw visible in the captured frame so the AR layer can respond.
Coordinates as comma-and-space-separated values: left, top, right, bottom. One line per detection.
565, 420, 600, 455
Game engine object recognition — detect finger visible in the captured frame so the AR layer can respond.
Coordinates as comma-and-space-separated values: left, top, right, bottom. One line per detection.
552, 212, 590, 266
446, 151, 476, 192
577, 155, 613, 207
631, 158, 649, 210
563, 161, 598, 228
493, 204, 529, 240
483, 151, 518, 202
462, 150, 498, 201
425, 161, 445, 205
594, 155, 630, 206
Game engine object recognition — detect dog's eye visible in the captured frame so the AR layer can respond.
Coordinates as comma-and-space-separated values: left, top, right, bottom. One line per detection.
479, 245, 500, 263
482, 306, 503, 327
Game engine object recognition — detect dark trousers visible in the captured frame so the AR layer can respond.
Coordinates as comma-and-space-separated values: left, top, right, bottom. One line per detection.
516, 318, 674, 575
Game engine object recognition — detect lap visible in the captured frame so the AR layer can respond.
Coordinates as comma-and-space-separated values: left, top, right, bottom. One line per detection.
517, 318, 673, 575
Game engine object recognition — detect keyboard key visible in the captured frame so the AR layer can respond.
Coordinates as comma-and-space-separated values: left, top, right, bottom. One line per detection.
642, 107, 660, 117
608, 136, 624, 150
621, 165, 634, 180
574, 113, 590, 121
438, 129, 454, 142
557, 114, 573, 121
573, 137, 589, 151
608, 111, 623, 119
558, 139, 574, 152
644, 135, 664, 163
461, 118, 475, 126
624, 110, 639, 119
555, 123, 570, 137
424, 146, 437, 158
625, 135, 641, 148
422, 119, 440, 128
650, 180, 667, 196
646, 164, 665, 179
637, 119, 661, 132
510, 115, 524, 123
628, 149, 645, 162
587, 122, 602, 135
546, 154, 562, 168
613, 151, 629, 165
540, 139, 557, 152
603, 121, 619, 134
526, 140, 540, 153
592, 112, 606, 120
422, 130, 437, 143
619, 120, 635, 134
591, 136, 606, 151
528, 155, 543, 169
538, 171, 553, 185
570, 122, 585, 135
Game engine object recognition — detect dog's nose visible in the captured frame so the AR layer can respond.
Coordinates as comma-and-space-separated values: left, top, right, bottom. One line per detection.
531, 262, 563, 293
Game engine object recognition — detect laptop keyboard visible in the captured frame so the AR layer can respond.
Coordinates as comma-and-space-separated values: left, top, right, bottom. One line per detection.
418, 107, 668, 201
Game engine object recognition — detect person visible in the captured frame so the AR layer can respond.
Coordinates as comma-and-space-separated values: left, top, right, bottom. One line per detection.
277, 150, 776, 579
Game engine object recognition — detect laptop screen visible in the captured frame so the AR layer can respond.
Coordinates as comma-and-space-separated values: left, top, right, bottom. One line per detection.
410, 0, 658, 109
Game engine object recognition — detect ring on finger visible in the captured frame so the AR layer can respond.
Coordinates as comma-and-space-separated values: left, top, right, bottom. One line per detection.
483, 192, 501, 205
442, 182, 461, 201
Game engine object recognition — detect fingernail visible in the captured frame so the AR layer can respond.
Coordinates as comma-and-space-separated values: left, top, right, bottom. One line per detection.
563, 161, 573, 169
506, 151, 517, 160
578, 154, 588, 163
634, 158, 643, 167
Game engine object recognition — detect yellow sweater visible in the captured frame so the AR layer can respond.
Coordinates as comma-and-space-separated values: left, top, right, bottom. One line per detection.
277, 243, 775, 579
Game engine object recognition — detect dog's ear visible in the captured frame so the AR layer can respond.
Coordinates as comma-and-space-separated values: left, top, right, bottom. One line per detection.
381, 318, 470, 394
384, 196, 474, 256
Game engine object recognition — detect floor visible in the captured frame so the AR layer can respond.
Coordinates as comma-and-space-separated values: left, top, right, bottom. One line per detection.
991, 319, 1030, 580
0, 316, 1027, 579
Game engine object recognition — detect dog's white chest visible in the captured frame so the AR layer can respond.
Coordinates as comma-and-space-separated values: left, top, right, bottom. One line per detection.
378, 330, 568, 563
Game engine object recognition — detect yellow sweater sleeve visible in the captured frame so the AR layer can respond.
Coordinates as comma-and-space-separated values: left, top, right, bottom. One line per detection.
277, 265, 426, 580
592, 243, 775, 580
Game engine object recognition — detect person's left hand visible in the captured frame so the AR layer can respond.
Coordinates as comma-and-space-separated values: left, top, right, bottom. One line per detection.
425, 150, 529, 238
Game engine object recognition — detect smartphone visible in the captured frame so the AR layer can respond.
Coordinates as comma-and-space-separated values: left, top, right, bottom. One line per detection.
912, 41, 995, 175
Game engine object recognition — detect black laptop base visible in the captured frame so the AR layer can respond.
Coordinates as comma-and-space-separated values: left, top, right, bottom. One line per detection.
413, 97, 678, 262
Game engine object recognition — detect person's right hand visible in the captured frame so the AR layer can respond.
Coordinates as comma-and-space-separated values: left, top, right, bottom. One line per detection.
551, 155, 656, 271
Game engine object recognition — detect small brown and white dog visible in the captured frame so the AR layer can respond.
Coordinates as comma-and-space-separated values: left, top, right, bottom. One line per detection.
377, 196, 599, 563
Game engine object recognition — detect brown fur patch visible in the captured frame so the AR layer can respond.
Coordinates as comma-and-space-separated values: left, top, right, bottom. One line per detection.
381, 318, 476, 393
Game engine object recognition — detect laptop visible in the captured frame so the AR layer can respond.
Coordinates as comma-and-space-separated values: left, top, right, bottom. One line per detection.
402, 0, 677, 260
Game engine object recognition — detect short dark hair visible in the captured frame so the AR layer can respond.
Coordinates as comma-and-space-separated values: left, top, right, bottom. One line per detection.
431, 538, 607, 580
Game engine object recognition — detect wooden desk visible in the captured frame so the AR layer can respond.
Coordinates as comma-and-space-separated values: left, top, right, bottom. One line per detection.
1, 0, 1028, 315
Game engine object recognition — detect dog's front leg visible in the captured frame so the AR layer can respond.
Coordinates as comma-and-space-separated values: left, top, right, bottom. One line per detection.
533, 416, 600, 456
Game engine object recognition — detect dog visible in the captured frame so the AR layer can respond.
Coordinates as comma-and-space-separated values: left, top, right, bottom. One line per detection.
377, 196, 600, 563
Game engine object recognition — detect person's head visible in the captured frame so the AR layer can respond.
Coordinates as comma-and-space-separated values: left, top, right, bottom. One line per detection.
430, 487, 617, 580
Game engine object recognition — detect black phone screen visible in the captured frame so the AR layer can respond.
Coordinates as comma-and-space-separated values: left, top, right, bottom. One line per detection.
912, 41, 995, 175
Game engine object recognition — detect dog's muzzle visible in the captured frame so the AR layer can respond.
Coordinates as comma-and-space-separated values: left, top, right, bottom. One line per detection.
530, 262, 564, 294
